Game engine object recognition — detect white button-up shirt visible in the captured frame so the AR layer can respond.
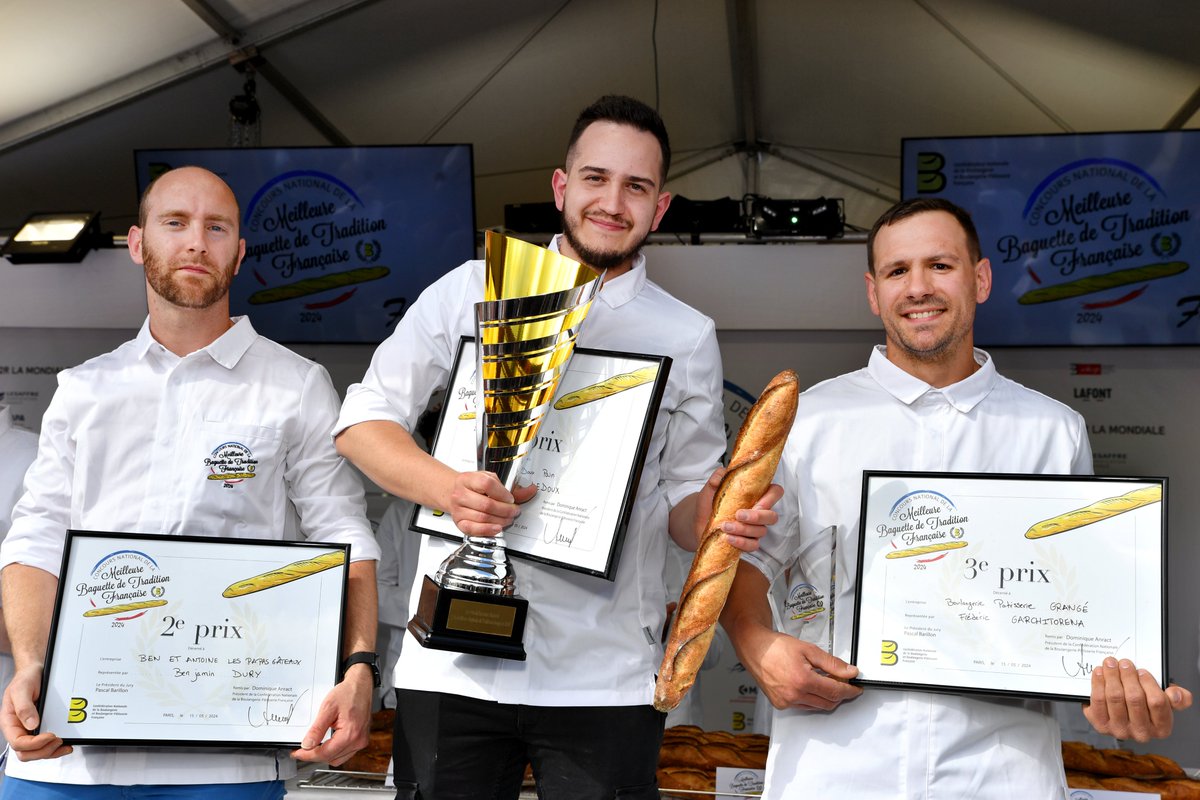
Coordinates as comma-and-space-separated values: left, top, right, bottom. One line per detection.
743, 346, 1092, 800
336, 239, 725, 706
2, 317, 378, 786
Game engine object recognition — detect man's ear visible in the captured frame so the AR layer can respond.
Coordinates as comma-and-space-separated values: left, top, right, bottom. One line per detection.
651, 191, 672, 232
864, 271, 883, 317
975, 258, 992, 304
128, 225, 145, 265
551, 169, 568, 211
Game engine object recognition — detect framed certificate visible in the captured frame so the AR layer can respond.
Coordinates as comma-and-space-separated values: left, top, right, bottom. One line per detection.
39, 531, 348, 748
412, 336, 670, 579
850, 472, 1166, 702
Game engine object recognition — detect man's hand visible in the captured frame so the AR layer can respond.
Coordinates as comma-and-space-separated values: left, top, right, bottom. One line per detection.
751, 632, 862, 711
1082, 657, 1193, 742
291, 664, 375, 766
447, 471, 537, 537
692, 467, 783, 553
1, 665, 71, 761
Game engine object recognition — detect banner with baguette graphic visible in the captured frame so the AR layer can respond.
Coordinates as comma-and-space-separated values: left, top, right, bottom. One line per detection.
40, 531, 348, 747
902, 131, 1200, 345
135, 146, 476, 344
852, 472, 1166, 702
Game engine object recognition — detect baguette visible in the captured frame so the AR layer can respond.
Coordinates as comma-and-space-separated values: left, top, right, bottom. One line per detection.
1017, 261, 1187, 305
885, 541, 968, 559
653, 370, 798, 712
222, 551, 346, 597
82, 599, 167, 617
1025, 485, 1162, 539
552, 366, 659, 410
1062, 740, 1185, 779
656, 766, 715, 793
246, 266, 390, 305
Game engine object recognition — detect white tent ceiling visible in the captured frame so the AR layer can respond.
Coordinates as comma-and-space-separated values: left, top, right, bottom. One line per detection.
1, 0, 1198, 236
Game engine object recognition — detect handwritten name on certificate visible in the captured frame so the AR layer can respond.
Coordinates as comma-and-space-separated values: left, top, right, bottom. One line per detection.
40, 532, 347, 747
851, 473, 1166, 701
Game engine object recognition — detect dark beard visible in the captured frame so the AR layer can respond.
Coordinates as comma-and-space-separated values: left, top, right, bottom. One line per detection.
560, 210, 648, 272
143, 248, 235, 310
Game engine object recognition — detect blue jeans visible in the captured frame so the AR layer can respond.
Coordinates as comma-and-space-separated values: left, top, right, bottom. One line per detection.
0, 778, 285, 799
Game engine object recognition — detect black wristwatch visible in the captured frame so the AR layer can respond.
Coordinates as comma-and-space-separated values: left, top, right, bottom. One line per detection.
341, 651, 381, 687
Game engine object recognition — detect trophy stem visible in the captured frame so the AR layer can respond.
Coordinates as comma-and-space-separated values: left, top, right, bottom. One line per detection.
433, 533, 517, 596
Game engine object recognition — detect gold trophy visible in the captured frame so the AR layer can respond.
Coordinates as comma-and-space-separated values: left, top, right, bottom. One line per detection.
408, 231, 601, 660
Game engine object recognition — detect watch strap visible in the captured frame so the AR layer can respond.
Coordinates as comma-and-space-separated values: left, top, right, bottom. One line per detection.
341, 650, 381, 687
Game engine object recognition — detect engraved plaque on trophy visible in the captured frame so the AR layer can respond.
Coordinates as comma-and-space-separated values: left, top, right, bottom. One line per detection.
408, 231, 601, 660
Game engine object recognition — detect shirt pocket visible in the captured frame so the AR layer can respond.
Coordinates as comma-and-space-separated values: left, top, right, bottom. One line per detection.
191, 420, 284, 537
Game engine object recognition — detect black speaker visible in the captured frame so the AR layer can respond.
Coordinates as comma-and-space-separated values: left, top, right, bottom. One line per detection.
657, 196, 746, 236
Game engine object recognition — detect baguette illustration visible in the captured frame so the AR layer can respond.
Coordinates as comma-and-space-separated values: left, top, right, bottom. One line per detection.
83, 599, 167, 617
885, 541, 968, 559
1024, 485, 1162, 539
1017, 261, 1187, 305
653, 370, 799, 712
247, 266, 390, 305
222, 551, 347, 597
552, 366, 659, 410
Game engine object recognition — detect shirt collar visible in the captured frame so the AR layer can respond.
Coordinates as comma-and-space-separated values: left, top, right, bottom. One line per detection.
867, 345, 997, 412
550, 234, 647, 310
133, 315, 257, 369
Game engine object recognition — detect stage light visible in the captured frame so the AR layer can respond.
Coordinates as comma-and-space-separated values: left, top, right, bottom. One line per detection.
1, 212, 103, 264
751, 197, 844, 239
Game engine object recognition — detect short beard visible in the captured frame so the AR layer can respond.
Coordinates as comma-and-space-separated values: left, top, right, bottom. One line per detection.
560, 210, 648, 272
883, 304, 975, 364
143, 248, 235, 310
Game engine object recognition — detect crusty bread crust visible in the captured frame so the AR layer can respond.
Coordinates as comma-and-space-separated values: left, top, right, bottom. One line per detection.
653, 370, 799, 712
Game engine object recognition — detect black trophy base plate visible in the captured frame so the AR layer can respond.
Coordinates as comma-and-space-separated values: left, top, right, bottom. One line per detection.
408, 575, 528, 661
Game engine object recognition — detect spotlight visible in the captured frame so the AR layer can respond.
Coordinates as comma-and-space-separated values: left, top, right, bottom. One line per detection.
1, 212, 104, 264
750, 197, 844, 239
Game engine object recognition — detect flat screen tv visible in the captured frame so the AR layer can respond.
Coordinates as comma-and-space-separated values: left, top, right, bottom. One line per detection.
901, 131, 1200, 346
134, 146, 475, 343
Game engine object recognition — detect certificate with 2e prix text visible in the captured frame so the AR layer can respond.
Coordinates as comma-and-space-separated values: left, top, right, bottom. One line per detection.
40, 531, 348, 748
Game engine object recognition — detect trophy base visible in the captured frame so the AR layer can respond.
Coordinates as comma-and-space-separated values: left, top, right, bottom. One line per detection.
407, 575, 528, 661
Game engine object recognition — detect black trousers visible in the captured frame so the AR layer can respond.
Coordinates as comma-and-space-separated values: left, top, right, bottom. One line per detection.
392, 688, 665, 800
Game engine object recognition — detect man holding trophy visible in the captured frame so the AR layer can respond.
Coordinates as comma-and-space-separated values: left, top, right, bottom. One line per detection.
335, 96, 778, 799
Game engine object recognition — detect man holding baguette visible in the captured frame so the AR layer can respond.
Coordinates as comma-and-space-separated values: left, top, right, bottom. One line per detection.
720, 196, 1192, 799
0, 166, 381, 799
334, 95, 778, 799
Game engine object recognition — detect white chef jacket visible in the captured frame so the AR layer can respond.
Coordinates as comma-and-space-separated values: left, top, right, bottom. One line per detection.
0, 405, 39, 775
374, 497, 421, 708
742, 346, 1092, 800
1, 317, 379, 786
336, 238, 725, 706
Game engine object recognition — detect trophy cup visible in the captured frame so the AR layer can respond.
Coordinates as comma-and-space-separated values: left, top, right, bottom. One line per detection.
408, 231, 602, 660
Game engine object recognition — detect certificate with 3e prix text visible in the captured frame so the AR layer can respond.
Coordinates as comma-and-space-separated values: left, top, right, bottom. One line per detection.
40, 531, 348, 748
850, 472, 1166, 701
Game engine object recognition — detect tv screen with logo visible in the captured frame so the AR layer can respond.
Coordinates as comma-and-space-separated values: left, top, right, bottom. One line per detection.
135, 146, 475, 344
901, 131, 1200, 346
